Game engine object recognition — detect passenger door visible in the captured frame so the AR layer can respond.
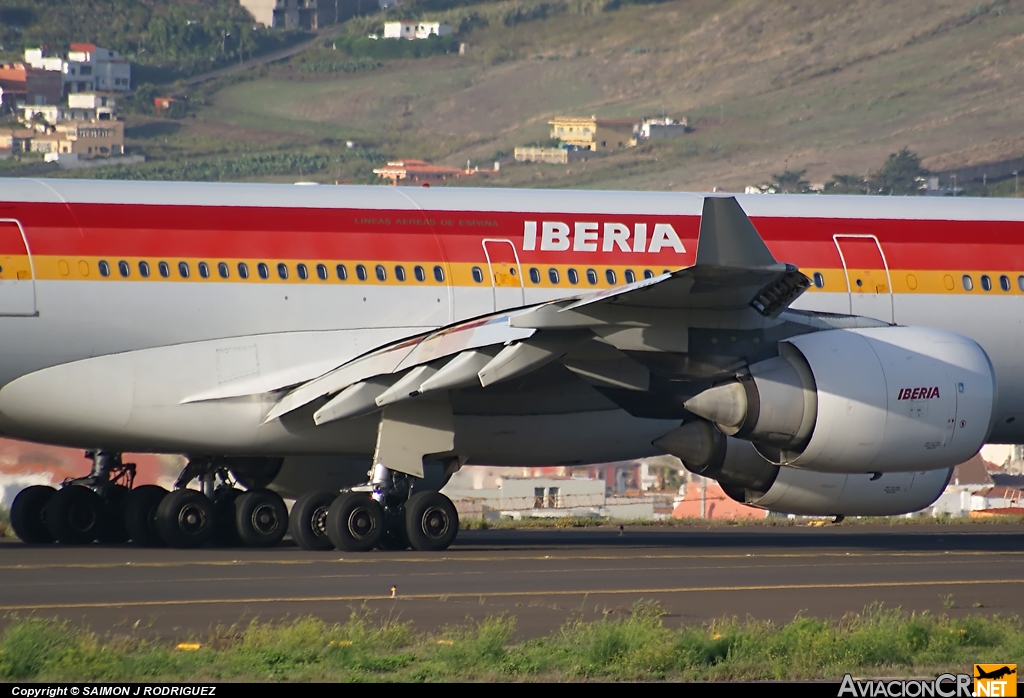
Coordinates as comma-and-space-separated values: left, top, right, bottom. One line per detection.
833, 234, 893, 324
0, 219, 36, 316
482, 239, 525, 311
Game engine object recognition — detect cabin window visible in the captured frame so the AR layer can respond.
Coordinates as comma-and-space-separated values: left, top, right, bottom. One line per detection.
357, 265, 368, 281
414, 265, 426, 282
317, 264, 328, 281
962, 274, 973, 291
529, 267, 541, 284
548, 268, 560, 284
395, 265, 406, 282
813, 272, 824, 288
238, 262, 250, 279
138, 261, 150, 278
158, 261, 170, 278
981, 275, 992, 291
471, 266, 484, 283
625, 269, 636, 284
257, 263, 269, 279
1018, 275, 1024, 292
586, 269, 598, 285
277, 263, 289, 280
1000, 275, 1010, 292
117, 260, 129, 278
218, 262, 230, 279
567, 268, 579, 285
198, 262, 210, 279
297, 263, 309, 280
336, 264, 348, 281
375, 264, 386, 281
98, 260, 110, 277
178, 262, 190, 278
433, 265, 445, 282
643, 269, 655, 279
605, 269, 616, 285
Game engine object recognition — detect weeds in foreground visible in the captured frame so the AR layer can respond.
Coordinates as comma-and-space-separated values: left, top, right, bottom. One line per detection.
1, 603, 1021, 682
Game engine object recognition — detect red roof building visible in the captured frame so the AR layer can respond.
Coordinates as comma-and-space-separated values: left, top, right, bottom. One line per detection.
373, 159, 469, 185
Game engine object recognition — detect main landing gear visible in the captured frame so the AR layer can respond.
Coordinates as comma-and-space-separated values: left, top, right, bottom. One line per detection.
9, 452, 288, 550
288, 462, 459, 553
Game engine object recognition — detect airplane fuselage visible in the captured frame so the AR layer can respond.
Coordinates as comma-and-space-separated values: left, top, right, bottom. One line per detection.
1, 179, 1023, 464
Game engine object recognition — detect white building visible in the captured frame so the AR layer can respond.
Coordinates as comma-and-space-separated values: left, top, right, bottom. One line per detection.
24, 45, 130, 96
23, 93, 117, 125
383, 21, 453, 40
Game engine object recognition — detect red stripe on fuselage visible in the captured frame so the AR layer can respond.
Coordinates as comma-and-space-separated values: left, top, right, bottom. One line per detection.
6, 202, 1024, 271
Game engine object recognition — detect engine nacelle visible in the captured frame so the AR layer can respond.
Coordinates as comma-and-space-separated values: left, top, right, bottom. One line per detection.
656, 429, 953, 517
684, 327, 995, 474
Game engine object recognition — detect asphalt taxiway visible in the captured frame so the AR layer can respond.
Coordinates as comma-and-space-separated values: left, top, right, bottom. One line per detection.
1, 524, 1023, 640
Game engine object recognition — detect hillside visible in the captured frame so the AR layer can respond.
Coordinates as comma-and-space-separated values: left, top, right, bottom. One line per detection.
11, 0, 1024, 192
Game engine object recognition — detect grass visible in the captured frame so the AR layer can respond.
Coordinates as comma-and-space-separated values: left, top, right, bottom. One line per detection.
0, 507, 10, 538
2, 603, 1021, 681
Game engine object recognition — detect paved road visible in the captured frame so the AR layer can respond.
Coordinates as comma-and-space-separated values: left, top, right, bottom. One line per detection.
1, 524, 1022, 641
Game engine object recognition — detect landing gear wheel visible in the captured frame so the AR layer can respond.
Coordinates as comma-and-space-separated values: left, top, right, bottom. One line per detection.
404, 492, 458, 552
156, 489, 215, 548
212, 489, 242, 547
124, 485, 168, 547
289, 491, 336, 551
10, 485, 57, 544
379, 513, 410, 551
46, 485, 102, 545
326, 492, 383, 552
96, 484, 131, 544
234, 489, 288, 548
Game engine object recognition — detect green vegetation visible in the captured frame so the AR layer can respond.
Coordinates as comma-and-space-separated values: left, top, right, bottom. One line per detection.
55, 148, 386, 183
301, 57, 384, 74
826, 148, 930, 196
0, 507, 10, 538
332, 34, 459, 59
2, 604, 1021, 681
0, 1, 308, 81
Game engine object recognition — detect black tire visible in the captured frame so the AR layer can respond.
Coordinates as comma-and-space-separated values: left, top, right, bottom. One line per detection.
156, 489, 215, 549
404, 491, 459, 552
96, 484, 131, 544
234, 489, 288, 548
288, 491, 336, 551
212, 488, 242, 547
124, 485, 168, 547
10, 485, 57, 544
379, 512, 410, 551
46, 485, 102, 545
326, 492, 383, 552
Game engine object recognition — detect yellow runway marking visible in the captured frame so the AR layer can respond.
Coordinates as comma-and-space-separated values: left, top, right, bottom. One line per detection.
1, 578, 1022, 612
0, 549, 1020, 571
1, 555, 1010, 589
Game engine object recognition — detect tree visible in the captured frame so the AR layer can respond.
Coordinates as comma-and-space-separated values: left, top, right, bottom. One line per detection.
765, 169, 811, 193
824, 173, 868, 194
869, 147, 927, 195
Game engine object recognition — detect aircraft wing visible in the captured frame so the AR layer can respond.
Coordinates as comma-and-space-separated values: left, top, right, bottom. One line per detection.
262, 196, 811, 428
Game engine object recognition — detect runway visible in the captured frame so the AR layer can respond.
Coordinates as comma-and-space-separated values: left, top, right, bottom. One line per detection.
2, 523, 1023, 641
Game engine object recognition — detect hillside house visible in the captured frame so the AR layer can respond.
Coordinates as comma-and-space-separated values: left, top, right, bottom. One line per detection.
0, 62, 62, 110
383, 22, 453, 39
639, 116, 688, 140
28, 120, 124, 159
24, 45, 130, 95
549, 116, 636, 152
373, 159, 466, 185
23, 93, 117, 125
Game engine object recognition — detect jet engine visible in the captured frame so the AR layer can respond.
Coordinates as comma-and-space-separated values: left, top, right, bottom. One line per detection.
682, 327, 995, 474
655, 425, 952, 517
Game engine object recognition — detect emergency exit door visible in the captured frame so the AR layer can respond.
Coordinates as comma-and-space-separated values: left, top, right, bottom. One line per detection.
833, 234, 893, 324
482, 239, 524, 311
0, 219, 36, 316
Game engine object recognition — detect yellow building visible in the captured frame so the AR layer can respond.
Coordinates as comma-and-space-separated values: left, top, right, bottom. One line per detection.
548, 116, 637, 152
54, 120, 124, 158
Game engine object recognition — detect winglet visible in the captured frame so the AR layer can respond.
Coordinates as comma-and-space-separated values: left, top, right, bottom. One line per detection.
695, 197, 778, 269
